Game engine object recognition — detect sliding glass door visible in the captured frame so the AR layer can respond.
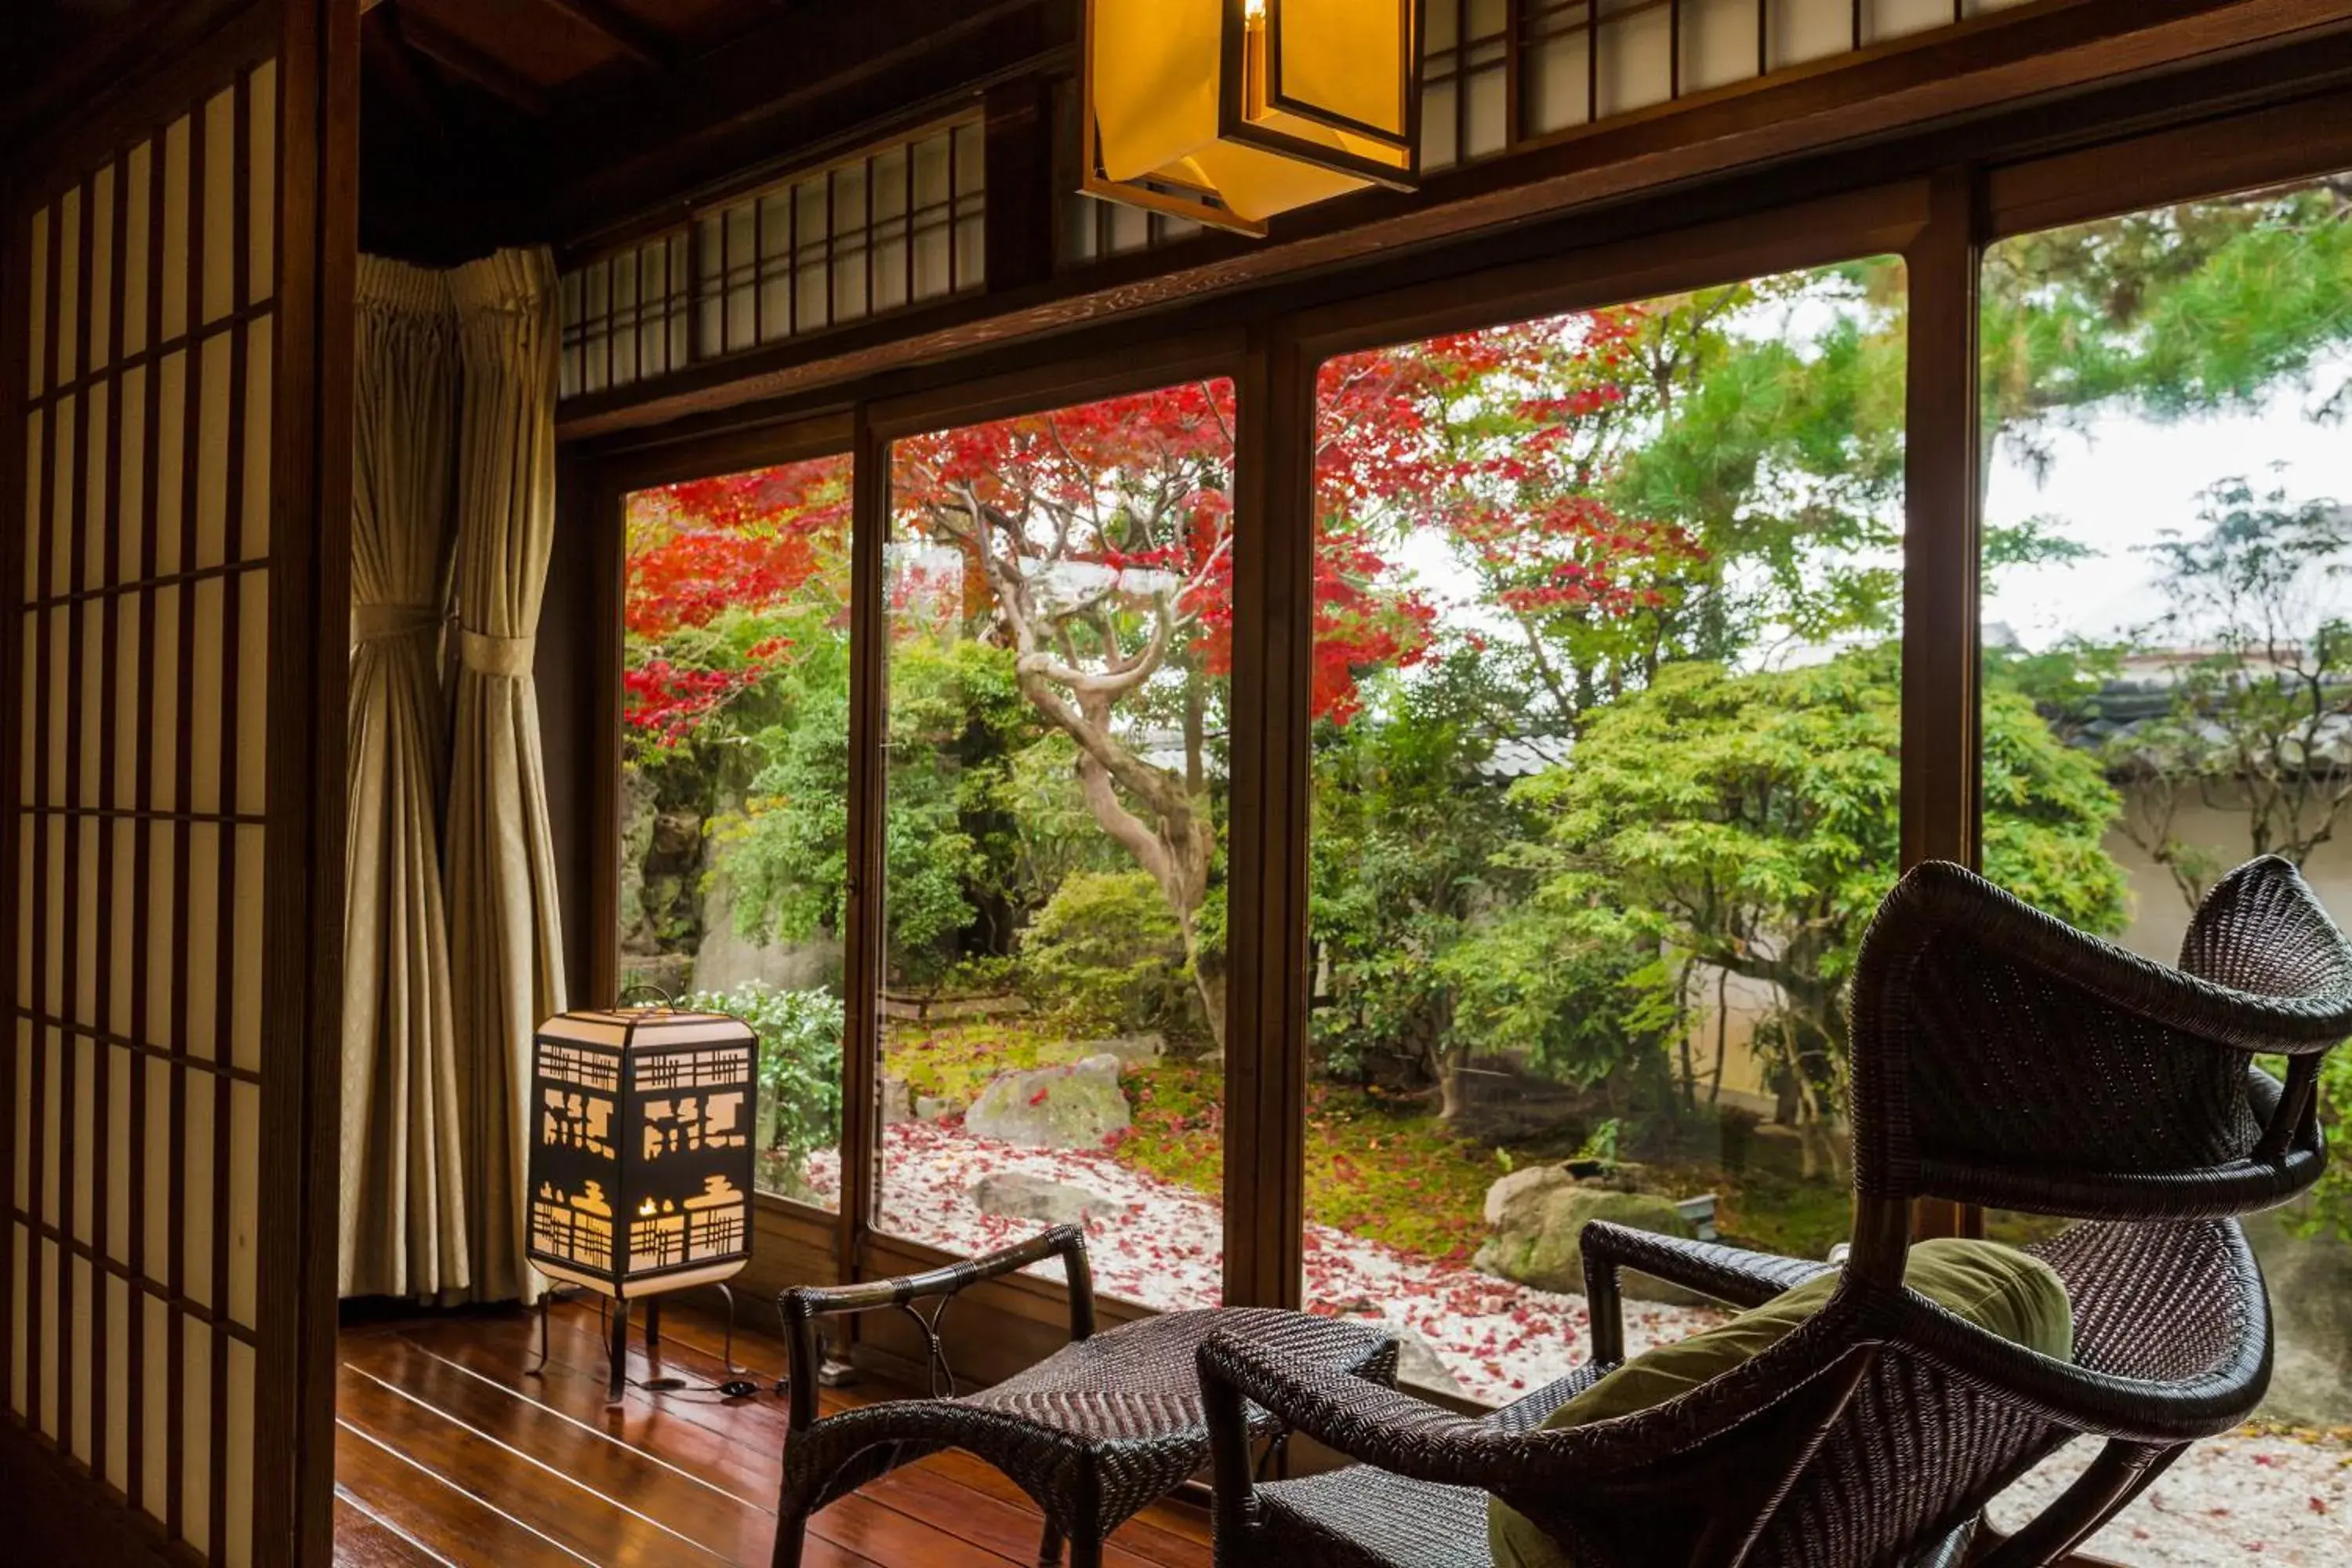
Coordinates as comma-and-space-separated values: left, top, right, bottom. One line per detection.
873, 379, 1240, 1309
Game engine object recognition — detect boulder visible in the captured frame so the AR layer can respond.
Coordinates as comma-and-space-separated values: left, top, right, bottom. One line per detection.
914, 1094, 967, 1122
1483, 1163, 1573, 1229
1391, 1328, 1467, 1397
970, 1173, 1121, 1227
1475, 1178, 1707, 1305
880, 1076, 916, 1125
1079, 1033, 1166, 1069
964, 1054, 1131, 1149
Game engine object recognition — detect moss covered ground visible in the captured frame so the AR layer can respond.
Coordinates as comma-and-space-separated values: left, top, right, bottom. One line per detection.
880, 1017, 1858, 1267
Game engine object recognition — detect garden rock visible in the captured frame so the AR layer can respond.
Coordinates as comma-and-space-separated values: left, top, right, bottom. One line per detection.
915, 1094, 967, 1122
970, 1172, 1121, 1227
1483, 1163, 1573, 1228
964, 1054, 1131, 1149
1391, 1328, 1467, 1397
1475, 1179, 1708, 1305
1080, 1033, 1166, 1069
880, 1076, 916, 1124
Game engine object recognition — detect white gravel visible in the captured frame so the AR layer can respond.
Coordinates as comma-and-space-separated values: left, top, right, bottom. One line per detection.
811, 1121, 2352, 1563
807, 1120, 1728, 1400
1991, 1430, 2352, 1566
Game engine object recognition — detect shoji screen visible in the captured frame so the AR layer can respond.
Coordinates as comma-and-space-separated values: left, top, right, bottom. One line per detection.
2, 43, 299, 1568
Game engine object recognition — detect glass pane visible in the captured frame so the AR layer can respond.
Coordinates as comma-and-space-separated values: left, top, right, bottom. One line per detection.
619, 455, 854, 1208
1308, 260, 1909, 1399
881, 381, 1236, 1308
1978, 170, 2352, 1560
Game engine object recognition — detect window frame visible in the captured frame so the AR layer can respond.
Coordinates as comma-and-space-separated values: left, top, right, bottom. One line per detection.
572, 85, 2352, 1394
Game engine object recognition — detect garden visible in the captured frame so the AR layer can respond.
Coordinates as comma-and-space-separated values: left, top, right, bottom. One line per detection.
618, 176, 2352, 1565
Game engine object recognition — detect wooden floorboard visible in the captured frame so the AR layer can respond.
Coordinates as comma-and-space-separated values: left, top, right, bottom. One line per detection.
332, 1298, 1215, 1568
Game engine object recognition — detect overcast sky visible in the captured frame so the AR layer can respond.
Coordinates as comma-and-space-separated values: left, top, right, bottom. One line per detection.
1982, 350, 2352, 652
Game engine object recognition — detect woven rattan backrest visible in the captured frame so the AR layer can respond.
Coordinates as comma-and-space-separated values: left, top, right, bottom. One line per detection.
1849, 857, 2352, 1221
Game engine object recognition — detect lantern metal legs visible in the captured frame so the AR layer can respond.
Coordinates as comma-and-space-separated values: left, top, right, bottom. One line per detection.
529, 1279, 751, 1404
608, 1297, 633, 1402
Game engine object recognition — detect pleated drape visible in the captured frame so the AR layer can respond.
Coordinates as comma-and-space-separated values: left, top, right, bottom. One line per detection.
445, 248, 570, 1303
341, 257, 469, 1299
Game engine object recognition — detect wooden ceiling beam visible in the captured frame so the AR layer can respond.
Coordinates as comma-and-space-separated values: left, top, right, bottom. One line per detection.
393, 5, 553, 118
525, 0, 673, 70
543, 0, 1061, 245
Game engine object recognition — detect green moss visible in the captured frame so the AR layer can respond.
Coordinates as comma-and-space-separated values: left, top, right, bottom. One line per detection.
884, 1017, 1066, 1104
1301, 1084, 1495, 1262
882, 1019, 1849, 1272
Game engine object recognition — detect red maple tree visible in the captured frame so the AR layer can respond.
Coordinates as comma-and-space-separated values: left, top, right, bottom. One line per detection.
624, 316, 1700, 1037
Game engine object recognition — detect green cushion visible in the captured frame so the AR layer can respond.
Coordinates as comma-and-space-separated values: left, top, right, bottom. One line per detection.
1488, 1238, 2073, 1568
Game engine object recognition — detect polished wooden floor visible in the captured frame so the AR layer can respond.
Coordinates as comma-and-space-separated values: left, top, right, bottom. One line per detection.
332, 1297, 1213, 1568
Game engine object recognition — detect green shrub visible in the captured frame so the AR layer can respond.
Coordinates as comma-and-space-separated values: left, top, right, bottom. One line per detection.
691, 982, 844, 1190
1020, 870, 1190, 1036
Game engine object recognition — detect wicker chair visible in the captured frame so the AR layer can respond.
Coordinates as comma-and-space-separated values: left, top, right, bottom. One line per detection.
770, 1223, 1398, 1568
1198, 855, 2352, 1568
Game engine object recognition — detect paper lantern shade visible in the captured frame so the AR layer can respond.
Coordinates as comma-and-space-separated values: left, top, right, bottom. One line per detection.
527, 1005, 760, 1301
1083, 0, 1425, 236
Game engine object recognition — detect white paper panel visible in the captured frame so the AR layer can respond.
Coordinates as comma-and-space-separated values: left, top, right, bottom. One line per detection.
114, 592, 143, 808
188, 575, 225, 814
116, 363, 147, 585
71, 1035, 96, 1241
144, 824, 176, 1045
154, 348, 187, 575
194, 332, 231, 568
184, 822, 220, 1064
230, 827, 263, 1075
40, 1029, 63, 1229
140, 1294, 170, 1515
225, 1338, 255, 1568
181, 1064, 216, 1302
89, 165, 116, 375
143, 1056, 172, 1269
110, 822, 136, 1036
227, 1080, 257, 1327
56, 186, 82, 387
241, 324, 273, 554
201, 85, 238, 327
106, 1041, 133, 1260
26, 205, 49, 400
9, 1022, 29, 1210
104, 1272, 131, 1488
248, 61, 277, 306
49, 392, 74, 597
122, 143, 153, 360
180, 1323, 211, 1552
160, 114, 191, 344
150, 585, 181, 806
235, 569, 267, 814
21, 407, 43, 607
69, 1253, 93, 1462
7, 1224, 24, 1417
37, 1236, 60, 1432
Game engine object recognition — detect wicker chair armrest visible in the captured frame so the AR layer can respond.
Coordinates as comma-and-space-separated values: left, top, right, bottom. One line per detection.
775, 1225, 1094, 1431
780, 1223, 1091, 1320
1198, 1330, 1521, 1493
1580, 1223, 1832, 1362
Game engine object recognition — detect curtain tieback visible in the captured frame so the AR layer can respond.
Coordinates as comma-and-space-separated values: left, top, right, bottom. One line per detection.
458, 627, 538, 678
352, 602, 441, 644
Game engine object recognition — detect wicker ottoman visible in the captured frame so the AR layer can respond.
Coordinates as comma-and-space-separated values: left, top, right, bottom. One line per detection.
773, 1235, 1399, 1568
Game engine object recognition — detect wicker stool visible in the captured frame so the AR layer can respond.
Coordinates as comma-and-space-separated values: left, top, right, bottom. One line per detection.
772, 1225, 1399, 1568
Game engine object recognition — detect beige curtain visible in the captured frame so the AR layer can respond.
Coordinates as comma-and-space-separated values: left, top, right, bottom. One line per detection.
446, 248, 570, 1303
341, 257, 468, 1298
